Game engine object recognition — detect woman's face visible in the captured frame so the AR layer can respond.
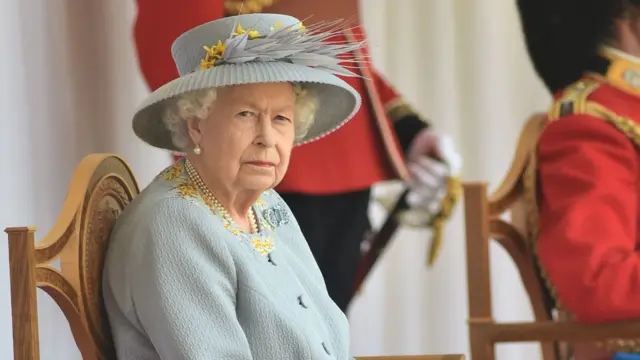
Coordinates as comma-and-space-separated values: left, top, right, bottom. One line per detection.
188, 83, 297, 193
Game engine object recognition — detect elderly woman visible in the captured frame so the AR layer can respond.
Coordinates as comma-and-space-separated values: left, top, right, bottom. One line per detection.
103, 14, 365, 359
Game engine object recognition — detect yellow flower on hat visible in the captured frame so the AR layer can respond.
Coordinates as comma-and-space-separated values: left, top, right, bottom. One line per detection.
200, 40, 226, 70
233, 24, 261, 39
199, 21, 309, 71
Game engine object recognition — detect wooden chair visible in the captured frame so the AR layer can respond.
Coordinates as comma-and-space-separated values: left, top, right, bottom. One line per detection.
463, 114, 640, 360
6, 153, 464, 360
6, 154, 139, 360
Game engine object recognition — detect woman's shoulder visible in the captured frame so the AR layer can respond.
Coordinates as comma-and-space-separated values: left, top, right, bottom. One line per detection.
106, 170, 234, 284
150, 161, 208, 203
133, 161, 218, 215
110, 162, 219, 246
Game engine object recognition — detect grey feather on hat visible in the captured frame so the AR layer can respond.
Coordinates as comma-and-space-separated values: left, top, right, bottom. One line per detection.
132, 13, 367, 152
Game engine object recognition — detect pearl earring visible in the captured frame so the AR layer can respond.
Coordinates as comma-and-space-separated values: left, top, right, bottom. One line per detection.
193, 145, 202, 155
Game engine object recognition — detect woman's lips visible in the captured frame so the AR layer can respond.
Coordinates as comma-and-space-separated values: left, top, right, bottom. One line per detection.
246, 161, 275, 167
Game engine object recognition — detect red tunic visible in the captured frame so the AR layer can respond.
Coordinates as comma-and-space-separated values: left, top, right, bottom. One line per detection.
536, 67, 640, 323
276, 27, 407, 194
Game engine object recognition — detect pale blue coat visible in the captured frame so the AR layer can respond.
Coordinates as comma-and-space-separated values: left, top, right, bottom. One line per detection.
102, 160, 351, 359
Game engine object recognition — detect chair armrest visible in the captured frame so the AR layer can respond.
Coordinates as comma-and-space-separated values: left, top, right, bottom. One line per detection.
470, 319, 640, 343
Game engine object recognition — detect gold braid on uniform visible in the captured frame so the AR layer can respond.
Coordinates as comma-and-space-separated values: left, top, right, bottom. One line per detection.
535, 78, 640, 354
386, 99, 462, 267
224, 0, 278, 14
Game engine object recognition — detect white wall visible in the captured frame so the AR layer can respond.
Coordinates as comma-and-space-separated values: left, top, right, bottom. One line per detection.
349, 0, 551, 358
0, 1, 168, 358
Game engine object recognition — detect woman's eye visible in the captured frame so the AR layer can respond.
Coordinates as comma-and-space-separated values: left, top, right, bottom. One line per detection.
275, 115, 291, 122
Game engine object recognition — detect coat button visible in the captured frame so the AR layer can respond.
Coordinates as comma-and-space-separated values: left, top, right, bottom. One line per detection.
267, 252, 277, 266
297, 294, 309, 309
322, 341, 331, 355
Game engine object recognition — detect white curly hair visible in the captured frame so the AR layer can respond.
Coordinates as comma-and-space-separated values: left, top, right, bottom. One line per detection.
162, 84, 319, 152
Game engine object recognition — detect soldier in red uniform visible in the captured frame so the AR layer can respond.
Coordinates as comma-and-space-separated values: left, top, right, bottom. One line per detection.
133, 0, 462, 312
518, 0, 640, 358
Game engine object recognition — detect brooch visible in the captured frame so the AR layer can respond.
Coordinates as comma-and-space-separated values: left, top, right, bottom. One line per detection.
262, 203, 290, 228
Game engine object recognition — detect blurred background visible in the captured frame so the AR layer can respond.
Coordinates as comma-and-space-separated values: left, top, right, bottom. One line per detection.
0, 0, 552, 358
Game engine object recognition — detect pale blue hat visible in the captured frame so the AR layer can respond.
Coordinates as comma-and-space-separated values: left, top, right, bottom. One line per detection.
132, 13, 364, 152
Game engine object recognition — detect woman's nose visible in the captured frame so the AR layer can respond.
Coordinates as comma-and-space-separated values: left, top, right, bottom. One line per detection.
255, 115, 277, 147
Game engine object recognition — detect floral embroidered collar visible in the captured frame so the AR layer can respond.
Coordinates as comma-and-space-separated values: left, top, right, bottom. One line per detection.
156, 159, 283, 256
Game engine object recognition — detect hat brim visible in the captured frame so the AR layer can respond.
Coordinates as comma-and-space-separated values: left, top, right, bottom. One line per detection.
132, 61, 362, 152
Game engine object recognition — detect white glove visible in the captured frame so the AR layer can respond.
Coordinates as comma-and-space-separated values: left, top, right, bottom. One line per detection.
400, 130, 462, 227
372, 129, 465, 265
372, 130, 462, 227
407, 156, 448, 212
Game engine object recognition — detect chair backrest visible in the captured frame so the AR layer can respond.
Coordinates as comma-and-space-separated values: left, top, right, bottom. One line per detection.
463, 113, 557, 360
5, 154, 139, 360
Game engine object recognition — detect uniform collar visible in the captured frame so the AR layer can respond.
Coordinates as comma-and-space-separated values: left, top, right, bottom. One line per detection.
591, 46, 640, 98
600, 46, 640, 64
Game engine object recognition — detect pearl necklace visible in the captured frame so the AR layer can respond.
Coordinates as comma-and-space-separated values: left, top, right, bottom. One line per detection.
185, 159, 258, 234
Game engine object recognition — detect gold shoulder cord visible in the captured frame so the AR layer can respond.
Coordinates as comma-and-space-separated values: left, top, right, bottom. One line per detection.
537, 80, 640, 354
550, 78, 640, 146
547, 79, 601, 121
